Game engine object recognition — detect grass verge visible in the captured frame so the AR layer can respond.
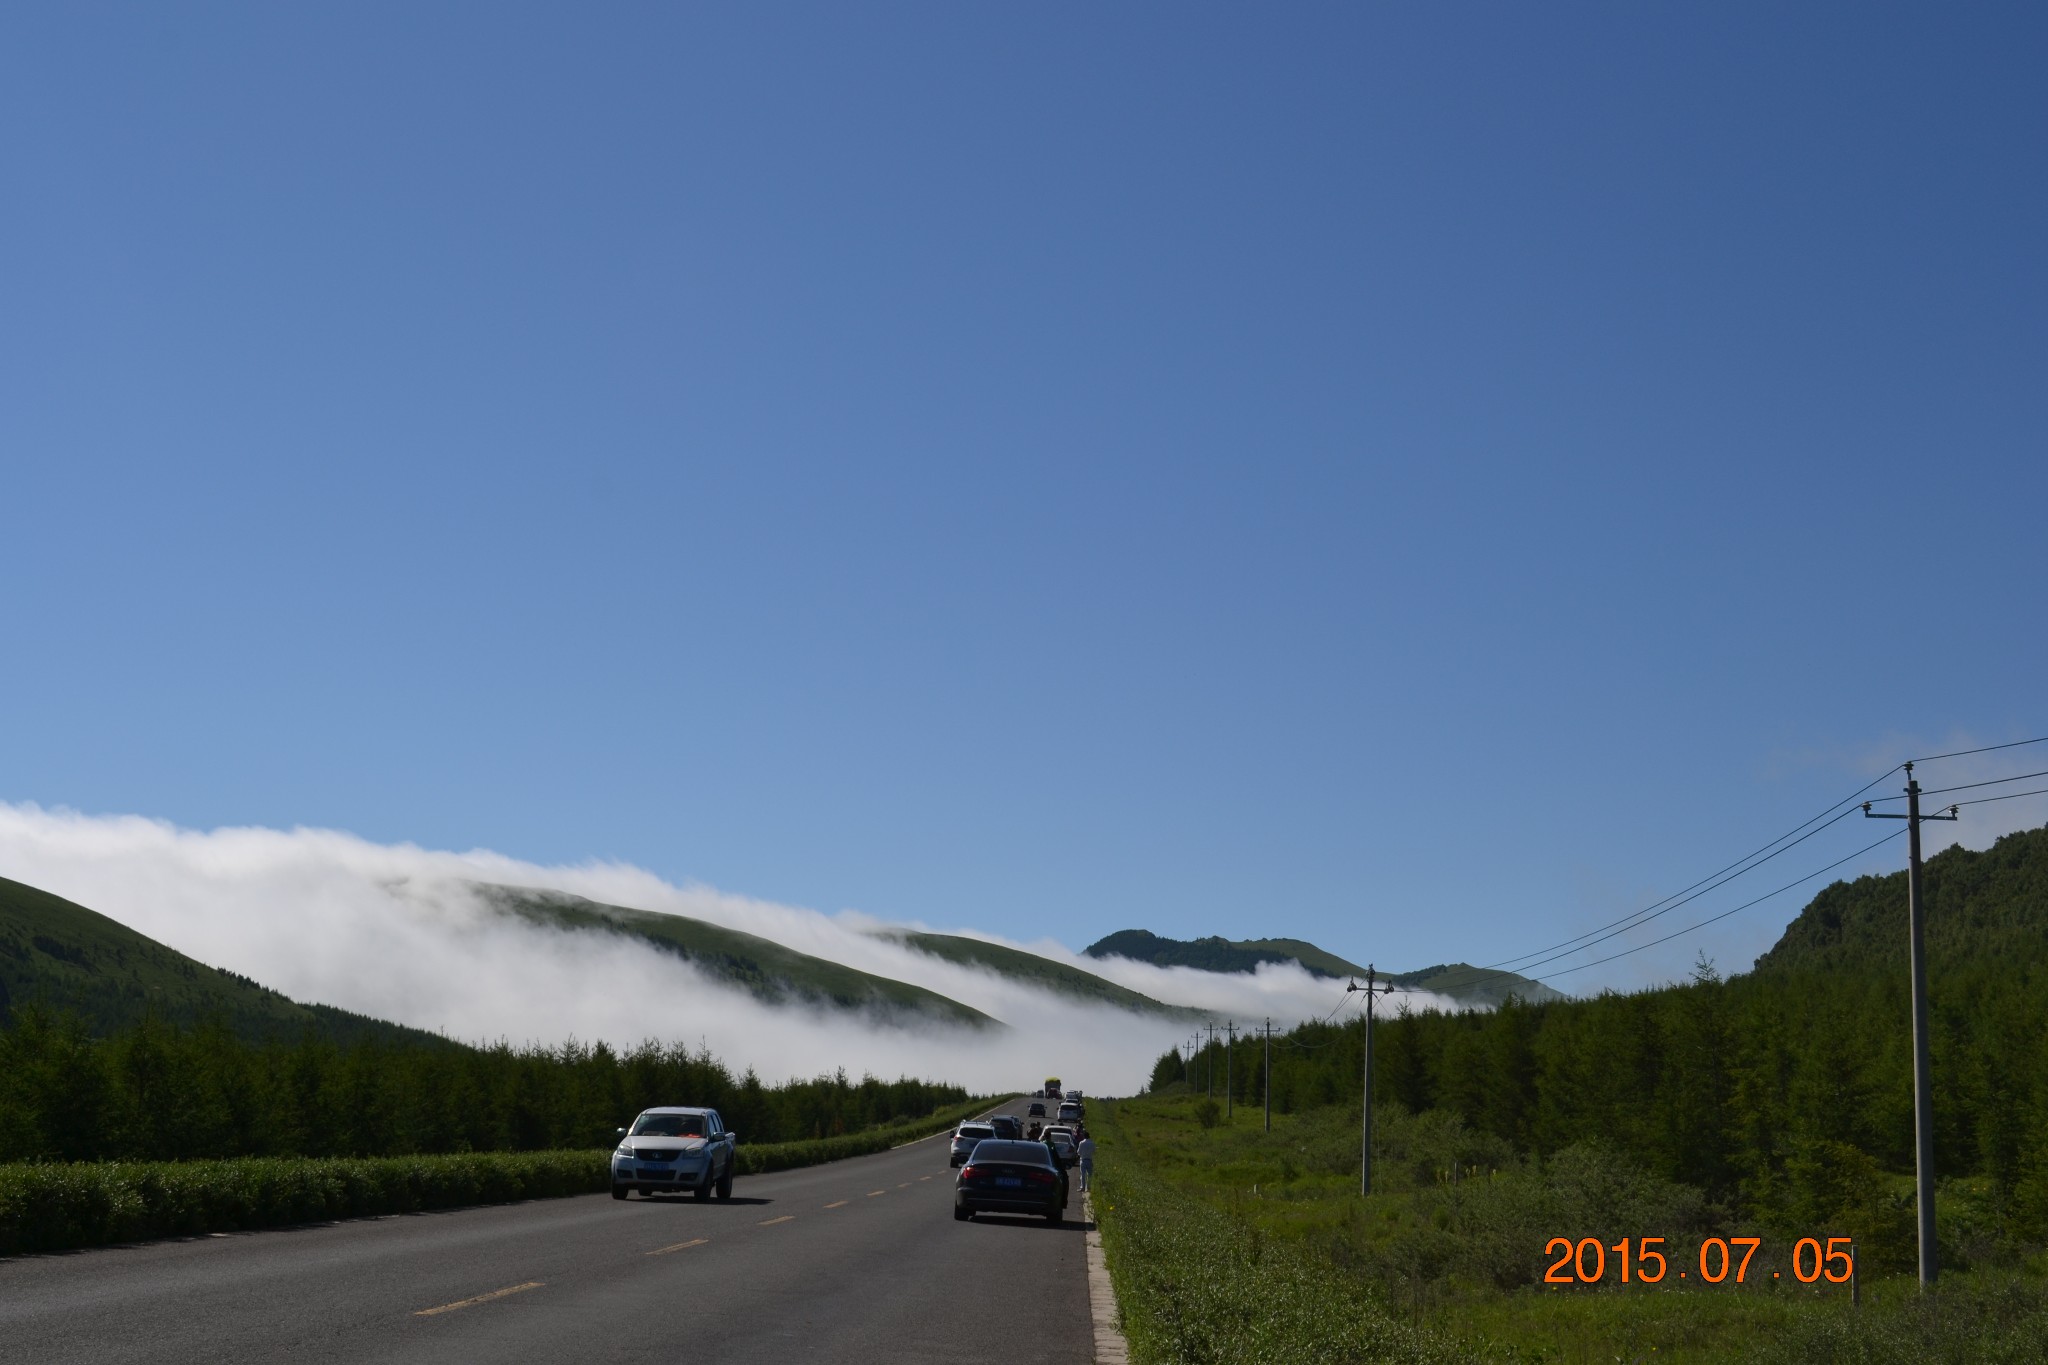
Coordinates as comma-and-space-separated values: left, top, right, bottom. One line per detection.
1097, 1092, 2048, 1364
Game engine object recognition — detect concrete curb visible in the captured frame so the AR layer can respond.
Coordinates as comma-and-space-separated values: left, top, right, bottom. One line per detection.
1081, 1190, 1129, 1364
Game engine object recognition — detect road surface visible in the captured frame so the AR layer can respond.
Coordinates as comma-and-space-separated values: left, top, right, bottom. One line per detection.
0, 1098, 1092, 1364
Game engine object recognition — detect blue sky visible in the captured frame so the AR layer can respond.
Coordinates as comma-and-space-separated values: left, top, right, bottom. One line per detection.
3, 3, 2043, 995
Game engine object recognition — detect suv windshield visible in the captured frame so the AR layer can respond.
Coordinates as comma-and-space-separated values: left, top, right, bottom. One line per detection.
631, 1114, 707, 1137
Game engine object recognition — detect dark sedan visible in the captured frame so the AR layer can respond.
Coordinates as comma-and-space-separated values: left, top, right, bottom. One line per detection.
953, 1140, 1067, 1223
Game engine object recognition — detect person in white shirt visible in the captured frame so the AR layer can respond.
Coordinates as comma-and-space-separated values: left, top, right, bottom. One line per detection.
1077, 1134, 1097, 1191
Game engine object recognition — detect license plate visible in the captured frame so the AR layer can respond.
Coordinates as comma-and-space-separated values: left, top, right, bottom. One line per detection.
995, 1176, 1022, 1187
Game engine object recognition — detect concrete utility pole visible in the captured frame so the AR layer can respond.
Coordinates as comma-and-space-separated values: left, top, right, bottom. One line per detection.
1263, 1018, 1273, 1133
1865, 761, 1958, 1292
1204, 1023, 1218, 1099
1346, 967, 1398, 1197
1225, 1021, 1236, 1118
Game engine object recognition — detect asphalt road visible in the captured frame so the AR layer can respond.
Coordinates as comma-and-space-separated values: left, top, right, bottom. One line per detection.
0, 1098, 1093, 1365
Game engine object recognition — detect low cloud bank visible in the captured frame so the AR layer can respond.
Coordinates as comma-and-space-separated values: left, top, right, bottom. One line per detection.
0, 805, 1438, 1094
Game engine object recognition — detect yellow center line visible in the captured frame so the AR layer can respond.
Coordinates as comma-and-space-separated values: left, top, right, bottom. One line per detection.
414, 1281, 544, 1317
866, 1190, 886, 1197
824, 1200, 849, 1209
897, 1181, 911, 1188
759, 1215, 795, 1226
918, 1175, 932, 1181
646, 1239, 709, 1256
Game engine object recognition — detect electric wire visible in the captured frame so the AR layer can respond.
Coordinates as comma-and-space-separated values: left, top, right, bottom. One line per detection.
1530, 826, 1909, 981
1431, 765, 1905, 988
1862, 768, 2048, 802
1420, 800, 1880, 997
1942, 785, 2048, 809
1910, 736, 2048, 763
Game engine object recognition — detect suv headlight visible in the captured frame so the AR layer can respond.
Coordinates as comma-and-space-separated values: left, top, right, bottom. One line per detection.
615, 1145, 634, 1157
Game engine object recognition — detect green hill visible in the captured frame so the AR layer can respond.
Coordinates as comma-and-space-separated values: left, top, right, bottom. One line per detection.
1083, 929, 1561, 1006
478, 886, 997, 1029
1753, 823, 2048, 973
885, 931, 1206, 1018
0, 875, 452, 1046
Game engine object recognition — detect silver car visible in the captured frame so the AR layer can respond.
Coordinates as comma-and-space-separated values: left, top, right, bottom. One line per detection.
949, 1121, 997, 1168
613, 1106, 739, 1201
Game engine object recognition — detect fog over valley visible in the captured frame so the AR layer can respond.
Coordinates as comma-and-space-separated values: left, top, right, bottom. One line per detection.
0, 803, 1441, 1094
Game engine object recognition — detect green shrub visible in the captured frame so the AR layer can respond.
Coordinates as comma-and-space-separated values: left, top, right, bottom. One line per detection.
0, 1149, 604, 1256
0, 1096, 1013, 1256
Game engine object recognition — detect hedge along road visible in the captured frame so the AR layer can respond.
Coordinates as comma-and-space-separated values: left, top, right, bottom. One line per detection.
0, 1098, 1094, 1365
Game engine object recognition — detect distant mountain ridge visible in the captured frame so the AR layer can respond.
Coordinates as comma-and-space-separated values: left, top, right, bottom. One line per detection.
1083, 928, 1563, 1006
883, 930, 1205, 1019
477, 886, 998, 1029
0, 874, 453, 1046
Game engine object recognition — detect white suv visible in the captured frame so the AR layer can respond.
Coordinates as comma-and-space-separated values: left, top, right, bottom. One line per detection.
613, 1107, 739, 1200
949, 1121, 996, 1168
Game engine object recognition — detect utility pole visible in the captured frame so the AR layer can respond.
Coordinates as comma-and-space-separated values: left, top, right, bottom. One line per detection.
1204, 1023, 1218, 1099
1263, 1018, 1273, 1133
1865, 761, 1958, 1292
1225, 1021, 1236, 1119
1346, 966, 1397, 1197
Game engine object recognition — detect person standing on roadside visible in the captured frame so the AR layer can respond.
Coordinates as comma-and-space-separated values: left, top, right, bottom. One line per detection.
1077, 1133, 1096, 1192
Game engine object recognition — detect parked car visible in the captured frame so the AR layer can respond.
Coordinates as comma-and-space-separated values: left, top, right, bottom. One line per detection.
949, 1121, 998, 1168
989, 1115, 1023, 1140
1040, 1125, 1080, 1169
954, 1139, 1068, 1223
1026, 1101, 1047, 1118
1058, 1101, 1083, 1124
613, 1107, 738, 1201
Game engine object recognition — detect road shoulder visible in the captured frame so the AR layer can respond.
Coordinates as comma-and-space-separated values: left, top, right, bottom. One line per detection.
1082, 1190, 1129, 1364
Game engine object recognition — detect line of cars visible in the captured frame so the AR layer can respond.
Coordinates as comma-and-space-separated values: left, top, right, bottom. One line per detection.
950, 1086, 1087, 1224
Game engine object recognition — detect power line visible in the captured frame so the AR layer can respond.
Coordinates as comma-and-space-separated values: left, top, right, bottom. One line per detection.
1864, 768, 2048, 802
1531, 826, 1909, 981
1945, 785, 2048, 809
1910, 735, 2048, 763
1437, 766, 1903, 987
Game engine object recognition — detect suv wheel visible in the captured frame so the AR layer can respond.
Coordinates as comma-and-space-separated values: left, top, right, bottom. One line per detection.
716, 1163, 733, 1200
612, 1185, 629, 1200
693, 1171, 713, 1202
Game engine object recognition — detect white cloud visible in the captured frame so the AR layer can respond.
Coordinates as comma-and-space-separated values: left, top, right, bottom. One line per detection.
0, 803, 1425, 1095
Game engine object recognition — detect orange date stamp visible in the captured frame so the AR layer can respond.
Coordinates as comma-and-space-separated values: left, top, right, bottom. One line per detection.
1543, 1236, 1855, 1286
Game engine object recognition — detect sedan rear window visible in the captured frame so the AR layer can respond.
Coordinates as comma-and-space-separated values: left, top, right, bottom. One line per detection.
631, 1114, 706, 1137
967, 1141, 1054, 1165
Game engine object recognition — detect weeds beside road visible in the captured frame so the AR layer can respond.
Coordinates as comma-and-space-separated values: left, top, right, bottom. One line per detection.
1092, 1092, 2048, 1365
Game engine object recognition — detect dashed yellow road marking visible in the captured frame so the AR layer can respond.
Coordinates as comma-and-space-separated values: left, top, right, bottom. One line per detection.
646, 1239, 709, 1256
760, 1215, 795, 1226
897, 1181, 911, 1188
414, 1282, 544, 1317
824, 1200, 849, 1209
918, 1175, 933, 1181
866, 1190, 886, 1197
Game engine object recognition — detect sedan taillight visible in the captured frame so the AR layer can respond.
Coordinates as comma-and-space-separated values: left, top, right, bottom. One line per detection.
958, 1165, 976, 1180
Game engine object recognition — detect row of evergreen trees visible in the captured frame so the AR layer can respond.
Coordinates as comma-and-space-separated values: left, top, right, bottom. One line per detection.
1151, 827, 2048, 1247
0, 1007, 968, 1163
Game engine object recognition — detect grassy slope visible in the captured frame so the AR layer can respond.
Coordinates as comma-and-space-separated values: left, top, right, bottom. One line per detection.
0, 875, 451, 1046
480, 886, 996, 1028
887, 931, 1206, 1018
1084, 928, 1560, 1006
